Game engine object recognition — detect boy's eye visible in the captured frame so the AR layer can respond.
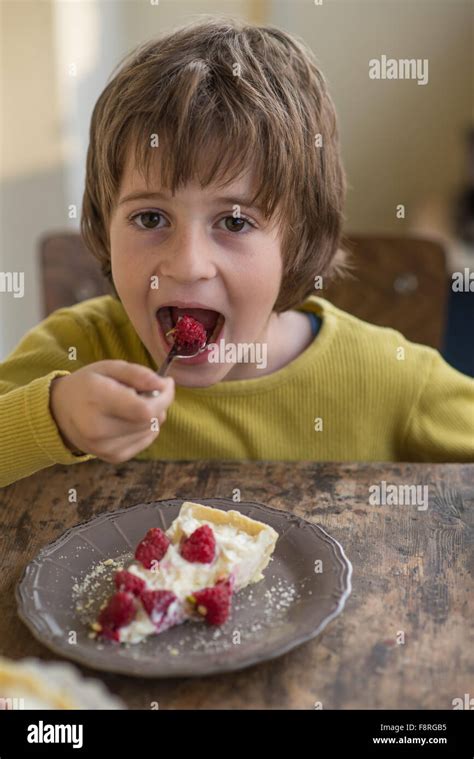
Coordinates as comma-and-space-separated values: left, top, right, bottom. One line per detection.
128, 211, 255, 233
130, 211, 164, 230
220, 216, 253, 233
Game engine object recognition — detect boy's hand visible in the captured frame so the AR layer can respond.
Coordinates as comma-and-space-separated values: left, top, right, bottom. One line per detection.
49, 360, 175, 463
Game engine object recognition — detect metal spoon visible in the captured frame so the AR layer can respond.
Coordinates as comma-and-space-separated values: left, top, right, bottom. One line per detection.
138, 340, 208, 397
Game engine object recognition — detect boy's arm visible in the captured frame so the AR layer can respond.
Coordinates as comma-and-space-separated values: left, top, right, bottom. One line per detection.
400, 351, 474, 462
0, 309, 96, 487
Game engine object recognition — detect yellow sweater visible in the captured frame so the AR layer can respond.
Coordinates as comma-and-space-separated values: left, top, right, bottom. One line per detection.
0, 295, 473, 487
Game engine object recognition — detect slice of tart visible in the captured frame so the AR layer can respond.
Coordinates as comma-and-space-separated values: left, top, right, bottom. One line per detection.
0, 656, 125, 709
92, 502, 279, 644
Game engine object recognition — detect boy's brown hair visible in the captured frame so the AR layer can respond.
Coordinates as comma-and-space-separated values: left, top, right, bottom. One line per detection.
81, 16, 349, 313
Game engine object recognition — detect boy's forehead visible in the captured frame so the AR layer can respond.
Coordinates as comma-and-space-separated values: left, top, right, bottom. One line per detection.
119, 143, 258, 203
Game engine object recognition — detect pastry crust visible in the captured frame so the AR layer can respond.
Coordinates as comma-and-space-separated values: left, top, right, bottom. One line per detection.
0, 658, 76, 709
0, 656, 125, 709
178, 501, 278, 537
167, 501, 279, 583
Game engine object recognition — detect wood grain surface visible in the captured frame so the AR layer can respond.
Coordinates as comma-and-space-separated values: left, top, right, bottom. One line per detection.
1, 460, 473, 710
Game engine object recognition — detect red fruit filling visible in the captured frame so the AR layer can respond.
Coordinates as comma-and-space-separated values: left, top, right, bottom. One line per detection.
188, 577, 233, 625
135, 527, 170, 569
141, 589, 177, 626
98, 591, 137, 640
180, 524, 216, 564
114, 570, 146, 596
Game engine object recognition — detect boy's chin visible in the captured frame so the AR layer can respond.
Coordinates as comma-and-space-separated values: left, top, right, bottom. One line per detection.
169, 362, 231, 387
143, 352, 230, 386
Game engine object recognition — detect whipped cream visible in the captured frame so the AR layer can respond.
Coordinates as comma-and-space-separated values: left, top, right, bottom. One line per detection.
118, 597, 187, 644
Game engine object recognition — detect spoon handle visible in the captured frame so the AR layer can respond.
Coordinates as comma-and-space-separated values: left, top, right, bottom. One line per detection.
157, 345, 178, 377
138, 346, 178, 397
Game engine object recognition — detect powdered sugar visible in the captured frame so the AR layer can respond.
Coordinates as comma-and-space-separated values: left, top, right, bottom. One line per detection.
73, 551, 300, 657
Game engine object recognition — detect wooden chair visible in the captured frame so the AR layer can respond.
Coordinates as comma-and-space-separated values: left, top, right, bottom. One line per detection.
39, 232, 113, 316
39, 232, 448, 349
325, 235, 448, 349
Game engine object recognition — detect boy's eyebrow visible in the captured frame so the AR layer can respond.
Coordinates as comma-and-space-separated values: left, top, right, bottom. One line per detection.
118, 190, 263, 210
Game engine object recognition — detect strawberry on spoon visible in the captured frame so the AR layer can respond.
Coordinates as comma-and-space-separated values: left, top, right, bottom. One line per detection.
139, 314, 208, 397
166, 314, 208, 356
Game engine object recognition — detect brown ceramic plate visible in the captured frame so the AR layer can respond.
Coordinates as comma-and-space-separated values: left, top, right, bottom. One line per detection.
16, 498, 352, 678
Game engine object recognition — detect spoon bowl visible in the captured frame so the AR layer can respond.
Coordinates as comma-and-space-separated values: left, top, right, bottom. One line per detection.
138, 312, 216, 397
139, 341, 208, 397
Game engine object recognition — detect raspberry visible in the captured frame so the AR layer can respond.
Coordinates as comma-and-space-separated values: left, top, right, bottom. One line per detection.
135, 527, 170, 569
145, 527, 170, 551
98, 591, 136, 641
180, 524, 216, 563
188, 577, 233, 625
114, 570, 146, 596
173, 315, 207, 353
141, 589, 177, 625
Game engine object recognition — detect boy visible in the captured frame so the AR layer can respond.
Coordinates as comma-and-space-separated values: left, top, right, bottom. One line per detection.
1, 18, 473, 487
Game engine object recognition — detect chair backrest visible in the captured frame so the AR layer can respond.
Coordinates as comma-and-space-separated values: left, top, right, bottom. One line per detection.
325, 235, 447, 349
40, 232, 112, 316
39, 232, 448, 349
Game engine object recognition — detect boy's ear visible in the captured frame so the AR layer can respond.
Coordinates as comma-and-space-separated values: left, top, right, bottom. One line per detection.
111, 282, 121, 301
326, 246, 357, 284
105, 271, 121, 301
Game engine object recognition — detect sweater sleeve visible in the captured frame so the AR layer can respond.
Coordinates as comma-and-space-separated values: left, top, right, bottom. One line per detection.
401, 350, 474, 462
0, 309, 97, 488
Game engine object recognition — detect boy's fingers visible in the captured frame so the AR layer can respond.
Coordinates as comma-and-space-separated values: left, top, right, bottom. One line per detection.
87, 409, 166, 438
96, 360, 171, 393
97, 374, 174, 424
102, 427, 160, 450
97, 429, 161, 464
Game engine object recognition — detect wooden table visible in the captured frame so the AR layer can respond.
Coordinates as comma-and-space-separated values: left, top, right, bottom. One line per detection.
1, 460, 473, 710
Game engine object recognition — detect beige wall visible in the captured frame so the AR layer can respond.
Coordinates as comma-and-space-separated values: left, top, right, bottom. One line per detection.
0, 0, 66, 357
1, 1, 64, 181
271, 0, 472, 235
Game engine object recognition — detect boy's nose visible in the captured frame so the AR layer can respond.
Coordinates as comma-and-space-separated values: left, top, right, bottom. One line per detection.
158, 227, 216, 282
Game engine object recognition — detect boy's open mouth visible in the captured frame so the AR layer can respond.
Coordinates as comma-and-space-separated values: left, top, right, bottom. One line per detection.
156, 306, 225, 348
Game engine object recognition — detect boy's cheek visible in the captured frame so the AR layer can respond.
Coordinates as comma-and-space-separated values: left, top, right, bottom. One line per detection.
109, 260, 138, 300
